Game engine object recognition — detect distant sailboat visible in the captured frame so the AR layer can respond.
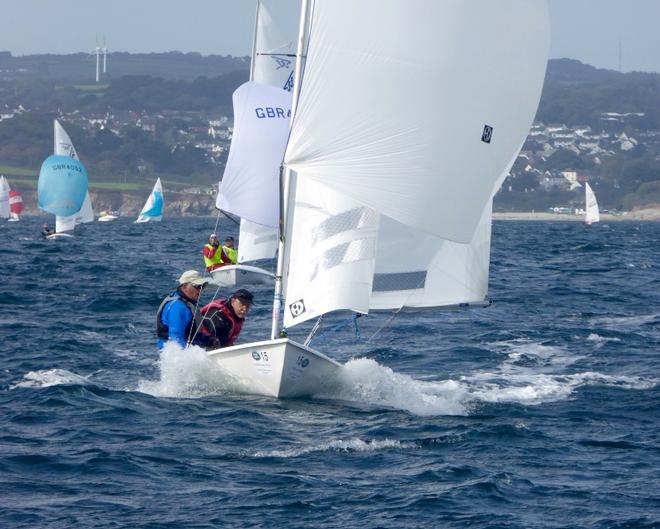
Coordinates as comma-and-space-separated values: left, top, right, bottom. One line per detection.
584, 182, 600, 225
42, 120, 93, 236
8, 188, 23, 221
136, 178, 163, 223
97, 211, 119, 222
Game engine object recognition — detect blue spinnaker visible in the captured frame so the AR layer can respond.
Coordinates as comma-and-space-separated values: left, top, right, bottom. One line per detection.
38, 155, 88, 217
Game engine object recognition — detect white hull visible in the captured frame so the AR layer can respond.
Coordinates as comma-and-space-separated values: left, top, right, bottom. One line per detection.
8, 217, 19, 222
210, 264, 275, 287
47, 232, 74, 239
98, 215, 118, 222
206, 338, 342, 398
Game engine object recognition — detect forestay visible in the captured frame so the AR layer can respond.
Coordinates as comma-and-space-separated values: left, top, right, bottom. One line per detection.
281, 0, 549, 328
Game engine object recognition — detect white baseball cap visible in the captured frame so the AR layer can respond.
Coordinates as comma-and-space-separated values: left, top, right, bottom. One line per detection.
178, 270, 209, 286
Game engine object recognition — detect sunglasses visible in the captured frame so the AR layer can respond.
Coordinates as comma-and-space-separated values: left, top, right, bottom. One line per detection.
190, 284, 204, 290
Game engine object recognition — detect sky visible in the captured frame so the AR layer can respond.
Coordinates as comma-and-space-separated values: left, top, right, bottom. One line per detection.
3, 0, 660, 73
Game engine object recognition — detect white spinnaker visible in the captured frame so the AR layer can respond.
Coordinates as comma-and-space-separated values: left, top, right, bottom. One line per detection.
0, 176, 9, 218
283, 179, 380, 329
217, 82, 292, 228
585, 183, 600, 224
53, 120, 84, 232
284, 0, 549, 244
54, 120, 79, 160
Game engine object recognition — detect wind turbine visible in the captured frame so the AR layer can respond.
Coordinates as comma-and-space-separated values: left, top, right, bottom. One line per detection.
102, 36, 108, 74
93, 36, 101, 83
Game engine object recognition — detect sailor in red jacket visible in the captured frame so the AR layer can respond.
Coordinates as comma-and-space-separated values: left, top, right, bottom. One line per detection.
202, 233, 231, 271
200, 289, 254, 348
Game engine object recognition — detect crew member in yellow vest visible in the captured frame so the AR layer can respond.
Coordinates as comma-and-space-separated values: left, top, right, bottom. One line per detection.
222, 236, 238, 265
203, 233, 230, 271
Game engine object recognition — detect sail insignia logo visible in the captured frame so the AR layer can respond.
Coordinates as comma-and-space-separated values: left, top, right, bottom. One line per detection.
481, 125, 493, 143
271, 55, 292, 70
289, 299, 306, 318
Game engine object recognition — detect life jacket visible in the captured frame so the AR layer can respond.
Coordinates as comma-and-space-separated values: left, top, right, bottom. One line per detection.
203, 243, 226, 270
156, 290, 205, 344
200, 299, 243, 347
222, 245, 238, 265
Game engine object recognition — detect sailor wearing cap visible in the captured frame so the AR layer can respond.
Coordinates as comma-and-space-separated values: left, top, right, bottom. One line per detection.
200, 288, 254, 348
156, 270, 214, 349
222, 236, 238, 265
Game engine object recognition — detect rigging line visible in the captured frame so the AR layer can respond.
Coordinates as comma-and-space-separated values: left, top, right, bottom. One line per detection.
188, 282, 223, 347
360, 273, 428, 350
220, 210, 240, 226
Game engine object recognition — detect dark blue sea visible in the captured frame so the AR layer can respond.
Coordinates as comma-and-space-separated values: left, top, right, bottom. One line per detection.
1, 217, 659, 528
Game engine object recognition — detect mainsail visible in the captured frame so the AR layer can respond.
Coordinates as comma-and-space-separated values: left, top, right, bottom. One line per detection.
585, 182, 600, 224
136, 178, 164, 223
0, 176, 9, 218
53, 120, 92, 232
280, 0, 549, 328
225, 0, 298, 263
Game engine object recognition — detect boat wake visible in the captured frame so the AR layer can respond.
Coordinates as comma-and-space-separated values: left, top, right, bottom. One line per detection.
129, 340, 656, 417
136, 343, 253, 398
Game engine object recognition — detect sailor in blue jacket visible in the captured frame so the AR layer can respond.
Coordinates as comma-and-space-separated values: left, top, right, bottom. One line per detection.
156, 270, 214, 349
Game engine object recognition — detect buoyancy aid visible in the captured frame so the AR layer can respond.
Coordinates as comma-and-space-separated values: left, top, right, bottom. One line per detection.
156, 290, 205, 344
222, 245, 238, 264
200, 299, 243, 347
203, 243, 225, 270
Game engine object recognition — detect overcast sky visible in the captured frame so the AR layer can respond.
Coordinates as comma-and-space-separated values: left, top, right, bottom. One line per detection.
4, 0, 660, 73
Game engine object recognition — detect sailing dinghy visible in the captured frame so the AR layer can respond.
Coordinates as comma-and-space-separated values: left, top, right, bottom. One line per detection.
584, 182, 600, 225
212, 0, 297, 287
38, 121, 92, 239
202, 0, 550, 398
135, 178, 164, 223
8, 188, 23, 222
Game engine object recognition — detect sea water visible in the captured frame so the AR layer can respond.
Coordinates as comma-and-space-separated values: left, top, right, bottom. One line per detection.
0, 217, 658, 528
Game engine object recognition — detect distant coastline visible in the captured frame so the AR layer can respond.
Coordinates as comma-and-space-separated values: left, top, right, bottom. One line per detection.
493, 208, 660, 222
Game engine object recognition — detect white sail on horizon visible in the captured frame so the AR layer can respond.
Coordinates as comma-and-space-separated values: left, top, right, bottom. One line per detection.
585, 182, 600, 224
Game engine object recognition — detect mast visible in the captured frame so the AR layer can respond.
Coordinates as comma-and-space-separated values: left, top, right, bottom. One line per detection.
249, 1, 260, 82
270, 0, 310, 339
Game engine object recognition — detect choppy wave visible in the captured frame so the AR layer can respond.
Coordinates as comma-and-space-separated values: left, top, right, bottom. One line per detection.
251, 438, 415, 458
